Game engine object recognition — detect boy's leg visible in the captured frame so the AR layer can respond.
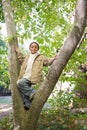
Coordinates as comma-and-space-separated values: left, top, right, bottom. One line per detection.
23, 95, 31, 110
17, 78, 35, 110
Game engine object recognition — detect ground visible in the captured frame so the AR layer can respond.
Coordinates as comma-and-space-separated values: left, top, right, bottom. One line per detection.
0, 96, 12, 119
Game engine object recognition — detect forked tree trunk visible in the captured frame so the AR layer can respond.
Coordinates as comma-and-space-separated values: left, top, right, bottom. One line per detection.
2, 0, 87, 130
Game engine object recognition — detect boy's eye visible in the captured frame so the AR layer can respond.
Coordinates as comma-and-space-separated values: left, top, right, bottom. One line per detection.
32, 46, 37, 48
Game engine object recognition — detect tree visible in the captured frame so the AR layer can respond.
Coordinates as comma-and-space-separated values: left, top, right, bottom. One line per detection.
2, 0, 87, 130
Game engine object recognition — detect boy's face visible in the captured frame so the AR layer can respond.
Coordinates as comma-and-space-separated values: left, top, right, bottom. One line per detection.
29, 43, 39, 54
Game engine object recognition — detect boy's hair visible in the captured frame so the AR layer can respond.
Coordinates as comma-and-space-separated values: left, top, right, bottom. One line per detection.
29, 42, 39, 50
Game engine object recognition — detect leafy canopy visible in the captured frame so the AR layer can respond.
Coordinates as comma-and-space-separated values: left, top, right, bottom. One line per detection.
1, 0, 87, 88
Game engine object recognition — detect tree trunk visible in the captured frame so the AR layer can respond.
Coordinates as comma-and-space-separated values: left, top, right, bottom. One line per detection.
2, 0, 31, 130
2, 0, 87, 130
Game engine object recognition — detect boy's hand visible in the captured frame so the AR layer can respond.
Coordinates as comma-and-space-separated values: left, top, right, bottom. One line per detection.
15, 46, 20, 53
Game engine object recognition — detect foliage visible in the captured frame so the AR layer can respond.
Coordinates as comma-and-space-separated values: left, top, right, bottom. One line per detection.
37, 110, 87, 130
60, 34, 87, 80
0, 114, 13, 130
10, 0, 76, 53
59, 34, 87, 98
37, 91, 87, 130
0, 0, 4, 22
0, 39, 10, 88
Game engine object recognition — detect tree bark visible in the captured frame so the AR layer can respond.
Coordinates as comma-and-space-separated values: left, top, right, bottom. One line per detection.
2, 0, 30, 130
2, 0, 87, 130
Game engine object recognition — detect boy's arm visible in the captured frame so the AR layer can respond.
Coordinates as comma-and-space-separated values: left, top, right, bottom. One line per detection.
15, 46, 25, 65
43, 55, 56, 66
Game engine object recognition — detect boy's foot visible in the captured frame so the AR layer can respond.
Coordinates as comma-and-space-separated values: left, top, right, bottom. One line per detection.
23, 96, 31, 110
24, 101, 31, 110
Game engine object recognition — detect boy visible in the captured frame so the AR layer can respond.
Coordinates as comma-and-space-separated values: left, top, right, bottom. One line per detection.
16, 42, 55, 110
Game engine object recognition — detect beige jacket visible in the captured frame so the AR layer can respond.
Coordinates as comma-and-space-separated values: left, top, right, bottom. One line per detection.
16, 50, 54, 84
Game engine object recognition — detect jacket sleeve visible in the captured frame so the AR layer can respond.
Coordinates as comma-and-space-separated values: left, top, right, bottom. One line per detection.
43, 56, 55, 66
15, 47, 25, 65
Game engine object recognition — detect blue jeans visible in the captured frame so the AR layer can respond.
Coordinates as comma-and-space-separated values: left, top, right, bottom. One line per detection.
17, 78, 35, 104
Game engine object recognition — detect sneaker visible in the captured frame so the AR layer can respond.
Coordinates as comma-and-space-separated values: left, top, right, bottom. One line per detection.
23, 96, 31, 110
24, 101, 31, 110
